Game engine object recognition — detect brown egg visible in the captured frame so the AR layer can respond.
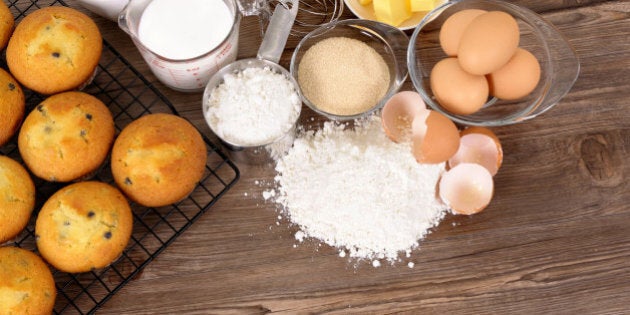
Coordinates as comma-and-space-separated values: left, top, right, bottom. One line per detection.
439, 163, 494, 215
448, 126, 503, 176
411, 110, 460, 164
439, 9, 487, 56
458, 11, 520, 75
430, 57, 489, 115
487, 48, 541, 100
381, 91, 429, 142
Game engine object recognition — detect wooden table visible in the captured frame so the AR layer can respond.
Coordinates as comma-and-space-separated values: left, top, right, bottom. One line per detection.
25, 0, 630, 313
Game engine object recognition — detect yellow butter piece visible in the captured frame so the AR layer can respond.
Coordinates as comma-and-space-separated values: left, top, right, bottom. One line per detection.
409, 0, 436, 12
373, 0, 411, 27
359, 0, 372, 5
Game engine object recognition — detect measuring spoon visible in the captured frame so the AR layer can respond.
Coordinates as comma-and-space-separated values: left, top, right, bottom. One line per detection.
202, 0, 301, 165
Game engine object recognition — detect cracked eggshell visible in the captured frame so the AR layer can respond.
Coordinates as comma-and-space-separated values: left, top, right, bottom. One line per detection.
381, 91, 429, 142
412, 110, 460, 164
439, 163, 494, 215
448, 126, 503, 176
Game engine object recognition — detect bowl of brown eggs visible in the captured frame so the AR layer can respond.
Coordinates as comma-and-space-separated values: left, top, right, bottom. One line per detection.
407, 0, 580, 126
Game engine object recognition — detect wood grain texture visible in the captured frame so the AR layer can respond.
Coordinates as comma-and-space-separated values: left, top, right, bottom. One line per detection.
61, 0, 630, 313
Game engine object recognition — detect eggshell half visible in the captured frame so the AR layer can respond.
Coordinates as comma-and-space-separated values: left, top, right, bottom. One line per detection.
439, 163, 494, 215
439, 9, 487, 56
381, 91, 429, 142
449, 126, 503, 176
412, 110, 460, 164
458, 11, 520, 75
487, 48, 541, 100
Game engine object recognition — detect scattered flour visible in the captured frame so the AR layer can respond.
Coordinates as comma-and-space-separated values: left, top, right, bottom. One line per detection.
262, 190, 275, 200
269, 116, 448, 264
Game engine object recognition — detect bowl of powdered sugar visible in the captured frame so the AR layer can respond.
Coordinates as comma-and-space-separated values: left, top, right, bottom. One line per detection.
290, 19, 409, 120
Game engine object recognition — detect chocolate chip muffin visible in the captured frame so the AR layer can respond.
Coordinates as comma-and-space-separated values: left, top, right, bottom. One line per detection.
0, 68, 25, 147
6, 6, 102, 94
0, 156, 36, 244
0, 1, 13, 50
0, 246, 56, 315
18, 91, 115, 182
35, 181, 133, 273
111, 113, 207, 207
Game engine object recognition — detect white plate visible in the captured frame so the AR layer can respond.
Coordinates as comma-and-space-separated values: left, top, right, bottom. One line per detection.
344, 0, 442, 31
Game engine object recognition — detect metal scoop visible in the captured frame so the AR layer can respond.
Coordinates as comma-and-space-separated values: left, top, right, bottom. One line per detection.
202, 0, 301, 165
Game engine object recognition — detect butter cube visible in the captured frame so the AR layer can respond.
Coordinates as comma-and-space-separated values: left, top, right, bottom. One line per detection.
373, 0, 411, 27
359, 0, 372, 5
409, 0, 436, 12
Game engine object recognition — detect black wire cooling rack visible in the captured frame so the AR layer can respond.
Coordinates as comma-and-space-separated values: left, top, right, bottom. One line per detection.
1, 0, 240, 314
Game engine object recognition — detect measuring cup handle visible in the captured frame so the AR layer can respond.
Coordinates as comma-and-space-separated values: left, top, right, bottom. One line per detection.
237, 0, 271, 37
237, 0, 269, 16
257, 0, 299, 64
117, 2, 131, 35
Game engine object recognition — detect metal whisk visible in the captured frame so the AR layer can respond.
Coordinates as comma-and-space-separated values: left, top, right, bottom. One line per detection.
246, 0, 344, 37
291, 0, 344, 36
266, 0, 344, 36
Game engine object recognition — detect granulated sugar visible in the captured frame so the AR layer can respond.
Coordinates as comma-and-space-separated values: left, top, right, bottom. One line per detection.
268, 116, 448, 265
297, 37, 390, 116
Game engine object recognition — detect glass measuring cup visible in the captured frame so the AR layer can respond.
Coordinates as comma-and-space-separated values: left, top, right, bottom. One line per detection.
118, 0, 268, 92
202, 0, 301, 165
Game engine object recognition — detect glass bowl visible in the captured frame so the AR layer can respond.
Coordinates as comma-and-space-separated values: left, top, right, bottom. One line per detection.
290, 19, 409, 121
408, 0, 580, 126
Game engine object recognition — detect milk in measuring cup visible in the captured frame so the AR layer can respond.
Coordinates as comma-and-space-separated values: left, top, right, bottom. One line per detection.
138, 0, 232, 60
121, 0, 240, 92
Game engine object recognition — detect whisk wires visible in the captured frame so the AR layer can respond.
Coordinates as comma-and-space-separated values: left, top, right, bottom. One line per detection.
269, 0, 344, 36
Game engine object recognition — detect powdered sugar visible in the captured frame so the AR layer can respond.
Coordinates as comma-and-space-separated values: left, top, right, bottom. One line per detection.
205, 66, 301, 146
269, 116, 448, 263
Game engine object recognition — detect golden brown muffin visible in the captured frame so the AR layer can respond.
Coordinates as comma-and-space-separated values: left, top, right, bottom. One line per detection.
0, 1, 13, 50
111, 113, 207, 207
0, 156, 36, 244
6, 6, 102, 95
0, 68, 25, 147
35, 181, 133, 273
18, 91, 115, 182
0, 246, 56, 315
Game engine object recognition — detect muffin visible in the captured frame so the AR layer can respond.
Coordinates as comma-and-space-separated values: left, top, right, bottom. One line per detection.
0, 246, 56, 315
18, 91, 115, 182
6, 6, 102, 95
0, 68, 25, 147
0, 156, 36, 244
35, 181, 133, 273
0, 1, 13, 50
111, 113, 207, 207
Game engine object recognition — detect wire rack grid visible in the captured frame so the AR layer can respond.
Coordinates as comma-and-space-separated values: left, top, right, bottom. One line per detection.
1, 0, 240, 314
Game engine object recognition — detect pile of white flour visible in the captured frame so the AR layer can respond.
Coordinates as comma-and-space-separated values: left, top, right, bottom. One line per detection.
268, 116, 449, 265
205, 66, 301, 146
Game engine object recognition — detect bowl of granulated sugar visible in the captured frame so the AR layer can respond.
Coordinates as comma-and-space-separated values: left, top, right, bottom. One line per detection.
290, 19, 409, 121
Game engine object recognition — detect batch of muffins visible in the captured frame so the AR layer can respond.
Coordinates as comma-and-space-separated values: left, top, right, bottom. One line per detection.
0, 4, 208, 314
